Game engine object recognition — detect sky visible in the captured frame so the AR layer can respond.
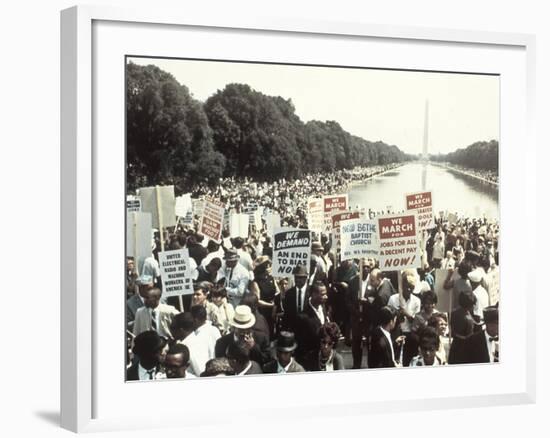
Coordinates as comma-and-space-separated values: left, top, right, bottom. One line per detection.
129, 57, 499, 155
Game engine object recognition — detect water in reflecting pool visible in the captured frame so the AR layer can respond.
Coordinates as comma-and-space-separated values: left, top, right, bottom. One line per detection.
348, 163, 499, 220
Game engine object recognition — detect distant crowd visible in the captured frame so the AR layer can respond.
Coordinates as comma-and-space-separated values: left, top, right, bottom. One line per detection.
435, 162, 499, 184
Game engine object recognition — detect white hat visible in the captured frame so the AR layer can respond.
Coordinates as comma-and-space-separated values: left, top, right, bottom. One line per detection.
468, 270, 483, 283
230, 305, 256, 329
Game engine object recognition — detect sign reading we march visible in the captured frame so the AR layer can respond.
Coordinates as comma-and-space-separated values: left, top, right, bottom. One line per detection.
405, 191, 434, 231
323, 194, 348, 232
272, 228, 311, 276
158, 248, 194, 297
377, 213, 421, 271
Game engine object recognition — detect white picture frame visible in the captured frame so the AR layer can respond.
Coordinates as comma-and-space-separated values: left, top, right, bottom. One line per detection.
61, 5, 536, 433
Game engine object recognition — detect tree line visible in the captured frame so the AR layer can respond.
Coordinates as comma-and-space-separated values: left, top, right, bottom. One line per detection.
429, 140, 499, 172
127, 62, 412, 193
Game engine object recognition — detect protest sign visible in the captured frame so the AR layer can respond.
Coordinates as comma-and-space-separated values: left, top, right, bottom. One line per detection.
323, 194, 348, 232
377, 213, 421, 271
229, 213, 249, 239
405, 191, 434, 230
253, 209, 263, 230
272, 228, 311, 277
447, 212, 458, 225
158, 248, 194, 298
126, 211, 152, 274
340, 218, 378, 261
265, 212, 281, 236
126, 196, 141, 213
199, 197, 225, 241
138, 185, 176, 230
331, 210, 364, 252
486, 267, 500, 306
175, 194, 192, 218
307, 198, 324, 233
192, 198, 205, 218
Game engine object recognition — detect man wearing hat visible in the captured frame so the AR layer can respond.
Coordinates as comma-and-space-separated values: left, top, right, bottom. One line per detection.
465, 305, 499, 363
262, 331, 305, 374
468, 269, 489, 320
282, 264, 309, 333
127, 330, 167, 381
126, 274, 153, 330
220, 249, 250, 308
231, 236, 254, 273
214, 305, 271, 366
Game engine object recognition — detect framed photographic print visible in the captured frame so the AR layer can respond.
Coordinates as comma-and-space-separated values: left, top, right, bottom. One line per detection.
61, 5, 536, 433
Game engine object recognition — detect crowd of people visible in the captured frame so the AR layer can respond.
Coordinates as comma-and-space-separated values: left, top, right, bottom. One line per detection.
433, 162, 499, 184
126, 183, 500, 380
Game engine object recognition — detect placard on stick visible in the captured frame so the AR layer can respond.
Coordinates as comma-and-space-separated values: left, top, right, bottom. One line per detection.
126, 211, 152, 274
272, 228, 311, 277
307, 197, 324, 233
323, 194, 348, 232
340, 218, 378, 261
377, 213, 421, 271
158, 248, 194, 298
405, 191, 434, 231
199, 197, 225, 241
138, 185, 176, 229
126, 196, 141, 213
229, 213, 249, 239
331, 210, 363, 252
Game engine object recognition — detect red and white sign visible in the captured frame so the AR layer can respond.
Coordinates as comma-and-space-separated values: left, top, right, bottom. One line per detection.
377, 213, 421, 271
307, 197, 324, 233
405, 191, 434, 231
331, 210, 363, 251
323, 194, 348, 232
199, 197, 225, 241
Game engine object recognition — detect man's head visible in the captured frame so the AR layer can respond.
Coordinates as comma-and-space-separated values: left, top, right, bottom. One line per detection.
169, 312, 195, 341
192, 282, 211, 307
417, 326, 439, 365
201, 358, 234, 377
137, 274, 154, 298
127, 257, 135, 272
132, 330, 166, 369
292, 264, 309, 289
144, 287, 162, 309
369, 269, 383, 288
190, 305, 207, 329
401, 269, 417, 298
467, 269, 483, 288
483, 306, 499, 337
458, 291, 476, 310
275, 331, 297, 368
206, 258, 222, 276
230, 305, 256, 340
231, 237, 245, 249
361, 258, 375, 279
164, 343, 190, 379
311, 241, 324, 258
309, 281, 328, 307
226, 340, 251, 374
224, 249, 240, 269
210, 287, 227, 306
379, 306, 397, 331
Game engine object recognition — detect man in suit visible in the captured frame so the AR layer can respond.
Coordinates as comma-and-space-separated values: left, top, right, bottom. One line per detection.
220, 249, 250, 307
126, 330, 167, 381
215, 305, 271, 366
226, 339, 263, 375
126, 274, 153, 331
368, 306, 404, 368
295, 281, 330, 368
282, 264, 309, 333
345, 258, 376, 369
465, 305, 499, 363
263, 331, 305, 374
133, 287, 180, 339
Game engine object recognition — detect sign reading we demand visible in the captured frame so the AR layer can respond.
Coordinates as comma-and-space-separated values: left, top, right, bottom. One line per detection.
272, 228, 311, 276
377, 213, 421, 271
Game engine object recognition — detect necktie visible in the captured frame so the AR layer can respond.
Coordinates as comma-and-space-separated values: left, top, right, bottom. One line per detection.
147, 369, 155, 380
151, 309, 157, 331
297, 288, 302, 312
489, 336, 499, 342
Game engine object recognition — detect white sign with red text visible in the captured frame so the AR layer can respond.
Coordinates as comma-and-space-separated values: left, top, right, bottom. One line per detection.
377, 213, 421, 271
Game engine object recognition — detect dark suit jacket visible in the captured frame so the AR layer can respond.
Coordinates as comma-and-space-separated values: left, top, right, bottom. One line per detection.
262, 358, 305, 374
126, 294, 144, 329
304, 351, 345, 371
295, 303, 328, 365
126, 362, 162, 381
282, 285, 309, 332
368, 326, 396, 369
346, 275, 395, 327
215, 332, 271, 366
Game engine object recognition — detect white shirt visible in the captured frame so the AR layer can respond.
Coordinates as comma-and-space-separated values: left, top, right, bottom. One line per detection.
409, 355, 442, 367
236, 248, 254, 273
142, 256, 161, 279
380, 327, 395, 364
473, 285, 489, 319
195, 321, 221, 359
181, 325, 219, 377
277, 358, 294, 374
309, 300, 326, 325
387, 293, 421, 333
138, 363, 161, 381
485, 331, 498, 363
221, 263, 250, 307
